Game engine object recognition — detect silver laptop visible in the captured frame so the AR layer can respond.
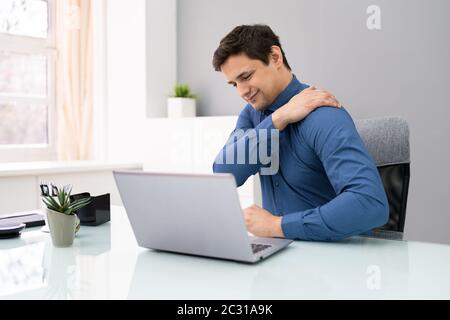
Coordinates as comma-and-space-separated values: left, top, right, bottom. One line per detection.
113, 171, 293, 263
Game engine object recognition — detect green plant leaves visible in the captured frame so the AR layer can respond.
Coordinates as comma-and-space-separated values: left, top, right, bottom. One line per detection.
41, 183, 92, 215
69, 197, 92, 213
172, 83, 196, 99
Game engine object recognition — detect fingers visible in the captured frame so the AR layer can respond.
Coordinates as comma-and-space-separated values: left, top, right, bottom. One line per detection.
298, 86, 342, 109
310, 91, 341, 108
326, 93, 341, 107
325, 97, 341, 107
244, 203, 261, 221
243, 204, 257, 217
244, 204, 259, 210
243, 211, 253, 230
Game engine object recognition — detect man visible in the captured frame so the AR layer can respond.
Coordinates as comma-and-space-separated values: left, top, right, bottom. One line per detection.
212, 24, 388, 241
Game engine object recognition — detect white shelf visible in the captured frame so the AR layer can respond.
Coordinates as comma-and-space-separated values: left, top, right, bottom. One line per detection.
0, 161, 143, 177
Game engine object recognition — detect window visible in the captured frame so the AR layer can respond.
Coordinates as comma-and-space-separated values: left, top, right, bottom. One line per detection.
0, 0, 56, 162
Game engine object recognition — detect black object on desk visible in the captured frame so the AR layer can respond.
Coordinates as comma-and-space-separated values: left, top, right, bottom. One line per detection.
0, 222, 26, 239
70, 192, 110, 226
0, 213, 45, 228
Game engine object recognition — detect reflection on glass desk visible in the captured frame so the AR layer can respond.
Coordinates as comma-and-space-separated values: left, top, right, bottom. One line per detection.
0, 205, 450, 299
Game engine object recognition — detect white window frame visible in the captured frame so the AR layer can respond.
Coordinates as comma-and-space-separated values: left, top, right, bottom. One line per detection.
0, 0, 57, 162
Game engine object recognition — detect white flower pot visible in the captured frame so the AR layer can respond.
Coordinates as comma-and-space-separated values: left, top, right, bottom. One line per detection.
46, 208, 78, 248
167, 97, 196, 118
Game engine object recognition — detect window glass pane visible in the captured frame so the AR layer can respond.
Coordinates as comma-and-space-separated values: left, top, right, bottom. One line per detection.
0, 0, 48, 38
0, 102, 48, 144
0, 52, 47, 97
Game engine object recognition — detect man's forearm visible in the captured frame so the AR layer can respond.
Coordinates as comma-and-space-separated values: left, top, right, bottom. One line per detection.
280, 191, 389, 241
272, 108, 289, 131
213, 115, 277, 186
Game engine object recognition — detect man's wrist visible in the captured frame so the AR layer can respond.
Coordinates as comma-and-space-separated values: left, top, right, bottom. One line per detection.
272, 108, 289, 131
272, 216, 284, 238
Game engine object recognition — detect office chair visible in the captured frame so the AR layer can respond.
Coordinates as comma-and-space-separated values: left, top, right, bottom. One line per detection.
355, 116, 410, 240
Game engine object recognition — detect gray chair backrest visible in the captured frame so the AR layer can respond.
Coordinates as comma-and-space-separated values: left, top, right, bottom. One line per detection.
354, 116, 410, 238
355, 116, 410, 167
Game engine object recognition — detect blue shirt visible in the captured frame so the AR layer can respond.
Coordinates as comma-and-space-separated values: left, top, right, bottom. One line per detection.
213, 74, 389, 241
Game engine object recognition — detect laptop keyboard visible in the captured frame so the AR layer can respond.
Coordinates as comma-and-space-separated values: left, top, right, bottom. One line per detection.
251, 243, 271, 254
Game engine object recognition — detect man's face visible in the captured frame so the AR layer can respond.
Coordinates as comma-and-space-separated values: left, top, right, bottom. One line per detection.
221, 53, 281, 111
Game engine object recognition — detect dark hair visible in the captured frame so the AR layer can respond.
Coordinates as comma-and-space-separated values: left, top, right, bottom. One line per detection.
212, 24, 291, 71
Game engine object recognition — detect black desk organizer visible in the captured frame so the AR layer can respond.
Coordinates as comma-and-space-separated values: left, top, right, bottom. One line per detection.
70, 192, 110, 226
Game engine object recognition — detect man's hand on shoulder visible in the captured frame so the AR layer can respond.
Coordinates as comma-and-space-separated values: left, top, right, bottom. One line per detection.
272, 86, 341, 130
243, 204, 284, 238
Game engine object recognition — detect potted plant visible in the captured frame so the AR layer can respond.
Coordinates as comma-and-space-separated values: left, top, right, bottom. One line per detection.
41, 184, 92, 247
167, 83, 197, 118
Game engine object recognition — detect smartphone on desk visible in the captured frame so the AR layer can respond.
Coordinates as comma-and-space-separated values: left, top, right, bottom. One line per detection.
0, 211, 45, 228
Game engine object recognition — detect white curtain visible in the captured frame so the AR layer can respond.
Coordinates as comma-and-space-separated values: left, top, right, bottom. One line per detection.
56, 0, 93, 160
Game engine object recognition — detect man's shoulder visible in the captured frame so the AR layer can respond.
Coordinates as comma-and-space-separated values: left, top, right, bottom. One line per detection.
300, 106, 354, 130
294, 106, 357, 141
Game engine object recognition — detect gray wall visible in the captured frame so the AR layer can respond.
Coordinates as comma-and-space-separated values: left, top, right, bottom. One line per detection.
178, 0, 450, 244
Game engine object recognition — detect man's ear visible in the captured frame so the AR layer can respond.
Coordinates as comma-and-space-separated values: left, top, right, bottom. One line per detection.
269, 45, 284, 69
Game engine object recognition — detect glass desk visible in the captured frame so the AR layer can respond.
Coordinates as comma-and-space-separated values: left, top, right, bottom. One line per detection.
1, 206, 450, 299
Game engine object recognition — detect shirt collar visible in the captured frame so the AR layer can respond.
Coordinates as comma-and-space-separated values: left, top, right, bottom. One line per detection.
264, 74, 309, 114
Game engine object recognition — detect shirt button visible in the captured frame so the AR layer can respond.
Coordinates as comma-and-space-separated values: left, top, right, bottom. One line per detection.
275, 182, 279, 187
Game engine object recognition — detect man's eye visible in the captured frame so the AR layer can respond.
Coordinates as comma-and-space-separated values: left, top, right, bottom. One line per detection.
233, 83, 237, 87
243, 74, 251, 80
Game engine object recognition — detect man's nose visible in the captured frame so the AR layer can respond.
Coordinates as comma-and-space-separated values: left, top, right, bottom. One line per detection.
237, 83, 251, 99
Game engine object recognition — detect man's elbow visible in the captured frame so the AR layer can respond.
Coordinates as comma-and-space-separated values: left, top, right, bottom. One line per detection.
212, 151, 227, 173
212, 161, 228, 174
368, 195, 390, 229
212, 161, 221, 174
212, 162, 246, 187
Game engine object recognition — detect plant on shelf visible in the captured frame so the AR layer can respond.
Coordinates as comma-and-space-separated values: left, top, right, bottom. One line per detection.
42, 184, 92, 247
172, 83, 197, 99
167, 83, 197, 118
